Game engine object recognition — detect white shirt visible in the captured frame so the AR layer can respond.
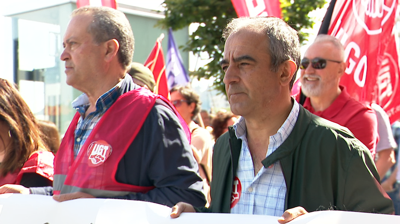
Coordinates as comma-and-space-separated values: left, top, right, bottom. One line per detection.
230, 100, 300, 216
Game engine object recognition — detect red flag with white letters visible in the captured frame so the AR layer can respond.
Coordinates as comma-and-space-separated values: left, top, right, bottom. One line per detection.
231, 0, 282, 18
325, 0, 400, 123
144, 34, 170, 100
76, 0, 117, 9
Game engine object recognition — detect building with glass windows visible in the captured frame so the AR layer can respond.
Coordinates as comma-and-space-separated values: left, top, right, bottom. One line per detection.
1, 0, 189, 136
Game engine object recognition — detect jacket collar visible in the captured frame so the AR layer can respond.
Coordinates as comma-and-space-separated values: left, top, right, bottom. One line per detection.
261, 106, 312, 168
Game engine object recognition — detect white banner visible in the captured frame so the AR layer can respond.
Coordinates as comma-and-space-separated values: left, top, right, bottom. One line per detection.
0, 194, 399, 224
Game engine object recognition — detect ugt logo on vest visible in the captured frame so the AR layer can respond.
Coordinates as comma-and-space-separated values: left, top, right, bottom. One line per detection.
87, 140, 113, 167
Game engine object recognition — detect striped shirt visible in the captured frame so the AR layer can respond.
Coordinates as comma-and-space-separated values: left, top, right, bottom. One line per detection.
230, 100, 300, 216
72, 80, 123, 157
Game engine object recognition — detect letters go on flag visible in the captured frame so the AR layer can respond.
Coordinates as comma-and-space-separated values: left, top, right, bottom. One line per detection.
322, 0, 400, 123
144, 34, 170, 100
167, 28, 190, 89
76, 0, 117, 9
231, 0, 282, 18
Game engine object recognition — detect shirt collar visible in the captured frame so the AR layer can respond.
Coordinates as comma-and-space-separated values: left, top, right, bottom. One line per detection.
303, 85, 349, 119
72, 74, 135, 116
233, 99, 300, 144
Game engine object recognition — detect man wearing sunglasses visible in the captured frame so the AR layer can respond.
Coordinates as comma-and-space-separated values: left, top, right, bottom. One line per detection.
298, 34, 378, 159
170, 17, 393, 222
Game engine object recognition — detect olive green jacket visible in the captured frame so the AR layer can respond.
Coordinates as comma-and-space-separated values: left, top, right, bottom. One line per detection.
198, 106, 393, 214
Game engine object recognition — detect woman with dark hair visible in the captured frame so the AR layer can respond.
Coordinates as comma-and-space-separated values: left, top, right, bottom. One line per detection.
0, 79, 54, 188
38, 120, 61, 154
211, 110, 238, 140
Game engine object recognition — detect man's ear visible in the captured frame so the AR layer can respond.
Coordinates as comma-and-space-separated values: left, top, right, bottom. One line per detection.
104, 39, 119, 62
280, 60, 297, 86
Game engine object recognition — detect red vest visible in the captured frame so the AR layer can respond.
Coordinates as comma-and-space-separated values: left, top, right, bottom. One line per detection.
54, 88, 189, 196
0, 151, 54, 186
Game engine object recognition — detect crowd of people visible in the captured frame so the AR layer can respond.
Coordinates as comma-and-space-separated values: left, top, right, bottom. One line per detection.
0, 5, 399, 223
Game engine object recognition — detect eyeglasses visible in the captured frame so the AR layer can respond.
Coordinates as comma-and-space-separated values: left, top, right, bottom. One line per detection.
300, 57, 342, 70
171, 99, 188, 107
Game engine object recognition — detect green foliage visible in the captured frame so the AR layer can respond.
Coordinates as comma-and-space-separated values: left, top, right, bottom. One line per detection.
158, 0, 326, 94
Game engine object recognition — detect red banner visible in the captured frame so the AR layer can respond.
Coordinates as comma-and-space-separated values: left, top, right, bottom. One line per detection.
231, 0, 282, 18
327, 0, 400, 123
76, 0, 117, 9
144, 34, 170, 100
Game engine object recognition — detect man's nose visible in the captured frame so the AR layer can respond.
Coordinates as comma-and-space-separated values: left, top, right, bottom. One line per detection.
223, 65, 239, 86
60, 48, 69, 61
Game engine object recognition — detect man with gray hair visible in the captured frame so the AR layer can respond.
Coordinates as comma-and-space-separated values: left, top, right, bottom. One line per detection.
171, 17, 393, 222
0, 6, 206, 208
298, 34, 378, 158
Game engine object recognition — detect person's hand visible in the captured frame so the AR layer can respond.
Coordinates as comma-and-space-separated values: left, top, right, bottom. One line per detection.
52, 192, 94, 202
277, 206, 308, 224
0, 184, 30, 194
170, 202, 196, 218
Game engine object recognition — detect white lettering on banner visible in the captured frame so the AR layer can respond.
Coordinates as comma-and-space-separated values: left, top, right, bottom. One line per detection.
378, 60, 393, 101
343, 41, 368, 87
354, 55, 367, 87
336, 28, 349, 47
245, 0, 268, 17
336, 28, 368, 88
344, 42, 361, 74
377, 52, 399, 109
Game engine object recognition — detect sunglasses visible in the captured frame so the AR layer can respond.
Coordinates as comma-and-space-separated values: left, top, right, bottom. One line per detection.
171, 99, 188, 107
300, 57, 342, 70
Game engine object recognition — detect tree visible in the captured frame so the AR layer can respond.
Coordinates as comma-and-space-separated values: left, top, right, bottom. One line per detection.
158, 0, 327, 94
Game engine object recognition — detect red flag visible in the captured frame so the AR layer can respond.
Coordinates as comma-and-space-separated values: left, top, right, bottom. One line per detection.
231, 0, 282, 18
144, 34, 170, 100
76, 0, 117, 9
323, 0, 400, 123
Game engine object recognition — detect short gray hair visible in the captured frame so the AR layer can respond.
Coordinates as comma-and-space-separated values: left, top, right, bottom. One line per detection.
314, 34, 345, 61
222, 17, 300, 89
72, 6, 134, 70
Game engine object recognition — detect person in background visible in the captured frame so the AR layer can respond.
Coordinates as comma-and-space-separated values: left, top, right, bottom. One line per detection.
0, 6, 206, 208
127, 62, 155, 92
200, 109, 214, 135
298, 34, 378, 159
170, 85, 214, 203
371, 103, 397, 180
171, 17, 393, 223
382, 120, 400, 214
211, 110, 238, 140
0, 79, 54, 188
38, 120, 61, 154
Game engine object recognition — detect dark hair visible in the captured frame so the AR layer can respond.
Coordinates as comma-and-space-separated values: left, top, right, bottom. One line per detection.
170, 85, 201, 119
38, 120, 60, 154
223, 17, 301, 89
72, 6, 134, 70
211, 110, 234, 140
0, 79, 48, 176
